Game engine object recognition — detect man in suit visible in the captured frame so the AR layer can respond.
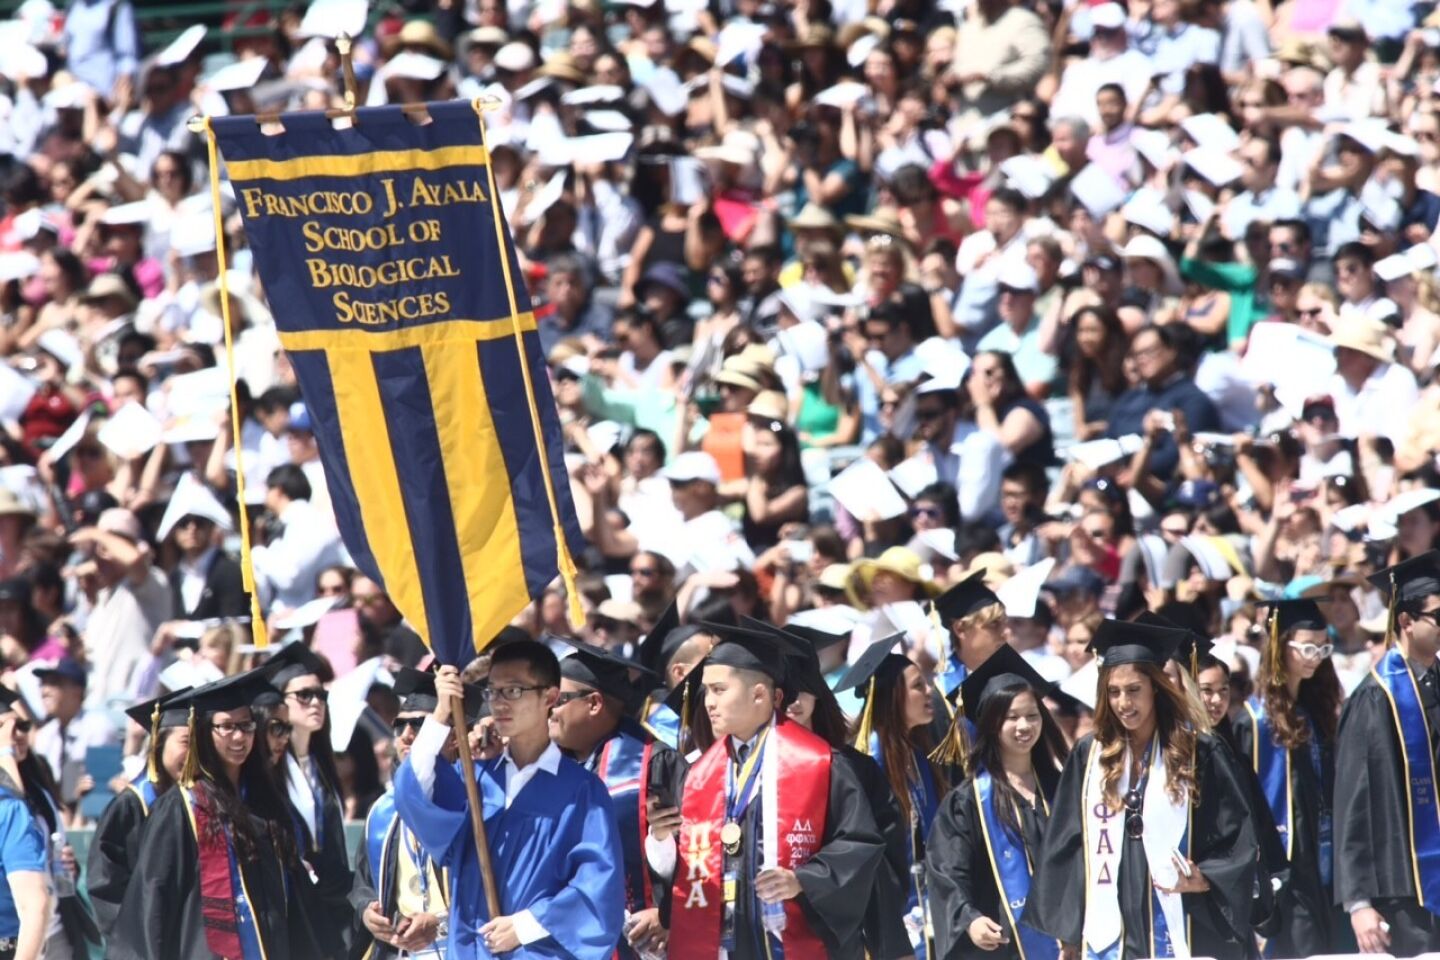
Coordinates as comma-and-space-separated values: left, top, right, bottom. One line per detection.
156, 475, 246, 621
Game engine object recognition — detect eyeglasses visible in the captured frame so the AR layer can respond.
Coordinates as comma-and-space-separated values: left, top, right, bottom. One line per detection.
554, 690, 597, 707
1128, 342, 1163, 360
1287, 640, 1334, 659
630, 566, 660, 579
1124, 786, 1144, 839
286, 688, 328, 705
175, 516, 211, 530
909, 505, 942, 520
390, 717, 426, 736
213, 721, 257, 736
1412, 609, 1440, 627
482, 684, 546, 702
8, 719, 31, 734
267, 720, 293, 738
351, 593, 385, 608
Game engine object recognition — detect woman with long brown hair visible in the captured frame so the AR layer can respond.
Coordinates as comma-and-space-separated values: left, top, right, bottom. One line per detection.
838, 637, 947, 960
1233, 599, 1343, 957
927, 646, 1071, 959
1026, 619, 1260, 960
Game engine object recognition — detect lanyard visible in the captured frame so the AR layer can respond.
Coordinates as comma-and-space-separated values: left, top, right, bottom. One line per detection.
725, 727, 769, 825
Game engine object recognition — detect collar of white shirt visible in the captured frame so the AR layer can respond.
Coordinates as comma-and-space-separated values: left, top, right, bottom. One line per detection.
178, 546, 218, 577
500, 740, 564, 806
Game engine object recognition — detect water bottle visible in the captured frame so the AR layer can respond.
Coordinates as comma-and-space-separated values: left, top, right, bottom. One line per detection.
49, 832, 73, 898
761, 898, 787, 935
622, 910, 665, 960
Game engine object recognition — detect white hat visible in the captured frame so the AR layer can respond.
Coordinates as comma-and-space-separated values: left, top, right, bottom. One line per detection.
207, 56, 270, 93
1375, 252, 1415, 283
1123, 188, 1174, 238
100, 201, 152, 227
156, 24, 206, 66
569, 131, 633, 162
997, 260, 1039, 293
12, 209, 57, 243
157, 473, 234, 542
1122, 234, 1182, 293
494, 41, 536, 72
43, 81, 92, 110
1183, 147, 1244, 188
662, 451, 721, 486
1385, 132, 1422, 159
1070, 164, 1127, 218
36, 330, 82, 371
1360, 183, 1403, 232
383, 51, 446, 82
1090, 2, 1126, 29
1338, 120, 1389, 155
583, 109, 632, 132
1179, 113, 1240, 153
171, 213, 217, 258
561, 84, 623, 106
846, 33, 882, 69
297, 0, 368, 38
1408, 242, 1439, 274
0, 253, 39, 284
0, 44, 47, 82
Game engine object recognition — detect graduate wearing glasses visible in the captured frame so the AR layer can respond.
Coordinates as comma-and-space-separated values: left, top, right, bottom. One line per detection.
393, 640, 625, 959
1026, 620, 1259, 960
265, 642, 353, 960
1335, 552, 1440, 956
110, 671, 310, 960
86, 690, 190, 939
548, 639, 669, 960
926, 646, 1072, 960
1232, 598, 1343, 957
351, 668, 482, 960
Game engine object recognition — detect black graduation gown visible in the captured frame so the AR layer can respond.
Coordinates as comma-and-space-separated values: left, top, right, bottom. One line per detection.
85, 787, 148, 939
926, 776, 1049, 960
656, 739, 885, 960
1212, 716, 1286, 938
289, 785, 355, 960
109, 787, 305, 960
1334, 672, 1440, 955
838, 745, 913, 960
1232, 708, 1336, 956
1025, 733, 1258, 959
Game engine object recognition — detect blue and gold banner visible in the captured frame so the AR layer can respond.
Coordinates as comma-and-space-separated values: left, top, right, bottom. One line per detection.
210, 101, 584, 665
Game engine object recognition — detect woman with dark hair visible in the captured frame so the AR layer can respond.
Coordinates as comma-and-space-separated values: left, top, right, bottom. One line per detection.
87, 692, 191, 937
928, 647, 1071, 959
21, 249, 87, 351
837, 639, 947, 960
249, 690, 291, 774
110, 671, 306, 960
1064, 306, 1130, 440
741, 414, 809, 551
265, 644, 352, 960
1233, 600, 1344, 957
964, 350, 1054, 468
1027, 620, 1260, 960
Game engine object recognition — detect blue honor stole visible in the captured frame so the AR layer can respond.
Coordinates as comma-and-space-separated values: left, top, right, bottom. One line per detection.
641, 696, 680, 750
126, 774, 158, 816
1373, 648, 1440, 916
179, 786, 267, 960
596, 727, 654, 915
972, 770, 1057, 960
365, 792, 400, 910
1244, 699, 1334, 892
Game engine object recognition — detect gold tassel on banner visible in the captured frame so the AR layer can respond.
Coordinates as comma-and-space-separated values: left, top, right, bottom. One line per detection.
853, 677, 877, 750
471, 99, 585, 634
1387, 570, 1399, 649
194, 116, 269, 648
928, 691, 971, 774
179, 706, 201, 787
146, 702, 161, 784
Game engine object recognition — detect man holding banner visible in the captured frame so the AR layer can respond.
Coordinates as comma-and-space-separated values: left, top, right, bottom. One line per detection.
1335, 551, 1440, 956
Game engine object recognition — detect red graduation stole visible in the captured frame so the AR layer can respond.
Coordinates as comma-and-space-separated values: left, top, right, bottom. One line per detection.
182, 784, 245, 960
669, 718, 831, 960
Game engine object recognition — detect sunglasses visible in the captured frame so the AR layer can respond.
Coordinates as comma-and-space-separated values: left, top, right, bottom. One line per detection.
1124, 786, 1144, 840
909, 505, 942, 520
1298, 307, 1324, 318
8, 719, 31, 734
286, 688, 328, 705
267, 720, 293, 737
1287, 640, 1334, 659
554, 690, 597, 707
391, 717, 426, 736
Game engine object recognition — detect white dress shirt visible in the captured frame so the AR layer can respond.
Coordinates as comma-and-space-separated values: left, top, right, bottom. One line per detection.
252, 498, 344, 611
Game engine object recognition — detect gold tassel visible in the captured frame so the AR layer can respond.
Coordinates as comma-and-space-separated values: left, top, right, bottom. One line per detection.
928, 690, 972, 775
1386, 571, 1398, 650
678, 681, 692, 754
1266, 607, 1283, 679
853, 678, 877, 750
146, 702, 161, 784
179, 706, 200, 787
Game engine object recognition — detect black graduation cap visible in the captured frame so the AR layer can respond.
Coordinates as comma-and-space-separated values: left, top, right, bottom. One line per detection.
959, 645, 1061, 724
166, 669, 275, 716
252, 687, 283, 709
636, 600, 681, 674
662, 661, 704, 717
392, 667, 486, 721
1258, 598, 1329, 634
263, 641, 333, 690
1369, 551, 1440, 605
1134, 611, 1213, 667
737, 616, 828, 701
703, 621, 804, 684
834, 633, 909, 693
932, 570, 1002, 628
556, 637, 655, 707
1088, 618, 1189, 667
125, 690, 191, 731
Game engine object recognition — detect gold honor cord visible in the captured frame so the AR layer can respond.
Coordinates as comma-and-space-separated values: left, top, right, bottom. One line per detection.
196, 115, 270, 647
472, 97, 586, 634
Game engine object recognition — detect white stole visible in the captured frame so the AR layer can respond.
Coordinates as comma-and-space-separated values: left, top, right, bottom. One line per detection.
286, 753, 318, 844
1082, 737, 1190, 957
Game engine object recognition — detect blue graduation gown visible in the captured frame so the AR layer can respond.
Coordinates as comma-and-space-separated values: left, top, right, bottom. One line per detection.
394, 749, 626, 960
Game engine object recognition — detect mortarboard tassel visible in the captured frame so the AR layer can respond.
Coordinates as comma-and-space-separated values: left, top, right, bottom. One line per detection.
179, 706, 200, 787
853, 678, 878, 750
677, 681, 692, 755
146, 702, 161, 784
1387, 570, 1398, 650
1266, 607, 1283, 680
928, 691, 972, 775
